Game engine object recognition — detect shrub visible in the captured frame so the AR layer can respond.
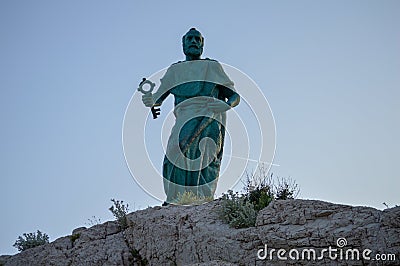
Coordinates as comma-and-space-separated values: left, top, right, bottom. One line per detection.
218, 190, 257, 228
242, 165, 274, 211
109, 199, 129, 229
218, 164, 300, 228
275, 175, 299, 200
243, 165, 299, 204
13, 230, 49, 251
247, 186, 274, 212
176, 191, 213, 205
69, 233, 80, 243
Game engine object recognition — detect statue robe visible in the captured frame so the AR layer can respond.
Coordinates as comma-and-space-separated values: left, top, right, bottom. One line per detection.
154, 59, 237, 204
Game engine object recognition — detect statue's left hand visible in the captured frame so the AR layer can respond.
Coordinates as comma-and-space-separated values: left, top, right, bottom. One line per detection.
208, 99, 231, 113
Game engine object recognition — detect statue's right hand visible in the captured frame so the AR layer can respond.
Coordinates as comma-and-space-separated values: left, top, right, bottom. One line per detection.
142, 93, 155, 107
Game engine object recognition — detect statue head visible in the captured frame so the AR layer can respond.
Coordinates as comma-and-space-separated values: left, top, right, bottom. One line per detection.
182, 28, 204, 60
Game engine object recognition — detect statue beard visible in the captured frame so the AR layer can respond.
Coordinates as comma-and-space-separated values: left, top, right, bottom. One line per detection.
183, 45, 203, 58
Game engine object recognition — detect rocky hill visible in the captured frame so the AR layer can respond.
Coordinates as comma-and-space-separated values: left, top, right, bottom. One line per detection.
1, 199, 399, 265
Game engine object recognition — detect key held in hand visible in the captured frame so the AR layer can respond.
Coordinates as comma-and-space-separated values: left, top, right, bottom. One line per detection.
138, 78, 155, 94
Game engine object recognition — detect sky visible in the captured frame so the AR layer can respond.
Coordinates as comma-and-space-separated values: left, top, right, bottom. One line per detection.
1, 0, 399, 255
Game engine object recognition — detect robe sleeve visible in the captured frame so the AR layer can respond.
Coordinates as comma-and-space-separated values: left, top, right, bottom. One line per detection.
153, 64, 176, 105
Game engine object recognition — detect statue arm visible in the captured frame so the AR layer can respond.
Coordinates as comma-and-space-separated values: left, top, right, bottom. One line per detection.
151, 64, 175, 106
208, 86, 240, 113
220, 85, 240, 108
225, 91, 240, 108
153, 89, 170, 106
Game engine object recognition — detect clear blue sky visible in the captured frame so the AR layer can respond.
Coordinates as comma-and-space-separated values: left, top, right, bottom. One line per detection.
1, 1, 399, 255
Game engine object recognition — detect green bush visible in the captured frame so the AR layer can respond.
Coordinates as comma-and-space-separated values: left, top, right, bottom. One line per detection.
242, 165, 274, 212
243, 166, 299, 204
69, 233, 80, 243
218, 164, 300, 228
275, 176, 299, 200
13, 230, 49, 251
109, 199, 129, 229
218, 190, 257, 228
247, 186, 274, 212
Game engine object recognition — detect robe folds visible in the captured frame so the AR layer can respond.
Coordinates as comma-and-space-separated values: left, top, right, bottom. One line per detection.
154, 59, 237, 204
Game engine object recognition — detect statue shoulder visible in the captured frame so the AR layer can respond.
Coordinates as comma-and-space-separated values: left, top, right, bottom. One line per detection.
171, 58, 218, 64
171, 60, 183, 66
204, 58, 218, 62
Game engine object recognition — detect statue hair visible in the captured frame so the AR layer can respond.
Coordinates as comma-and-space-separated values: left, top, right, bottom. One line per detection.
182, 28, 204, 45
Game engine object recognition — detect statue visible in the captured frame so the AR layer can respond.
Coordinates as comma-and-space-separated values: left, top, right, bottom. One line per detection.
141, 28, 240, 205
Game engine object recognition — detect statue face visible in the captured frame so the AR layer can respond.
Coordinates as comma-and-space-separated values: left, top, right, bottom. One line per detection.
183, 30, 204, 58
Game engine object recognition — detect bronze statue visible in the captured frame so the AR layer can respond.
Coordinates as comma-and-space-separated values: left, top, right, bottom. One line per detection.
141, 28, 240, 205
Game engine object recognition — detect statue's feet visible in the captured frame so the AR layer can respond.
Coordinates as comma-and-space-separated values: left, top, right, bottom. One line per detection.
162, 201, 169, 206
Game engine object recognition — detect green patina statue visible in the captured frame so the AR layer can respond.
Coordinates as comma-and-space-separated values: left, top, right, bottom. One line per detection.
142, 28, 240, 205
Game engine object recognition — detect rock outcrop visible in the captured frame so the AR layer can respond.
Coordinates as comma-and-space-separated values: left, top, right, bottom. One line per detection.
1, 199, 399, 265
